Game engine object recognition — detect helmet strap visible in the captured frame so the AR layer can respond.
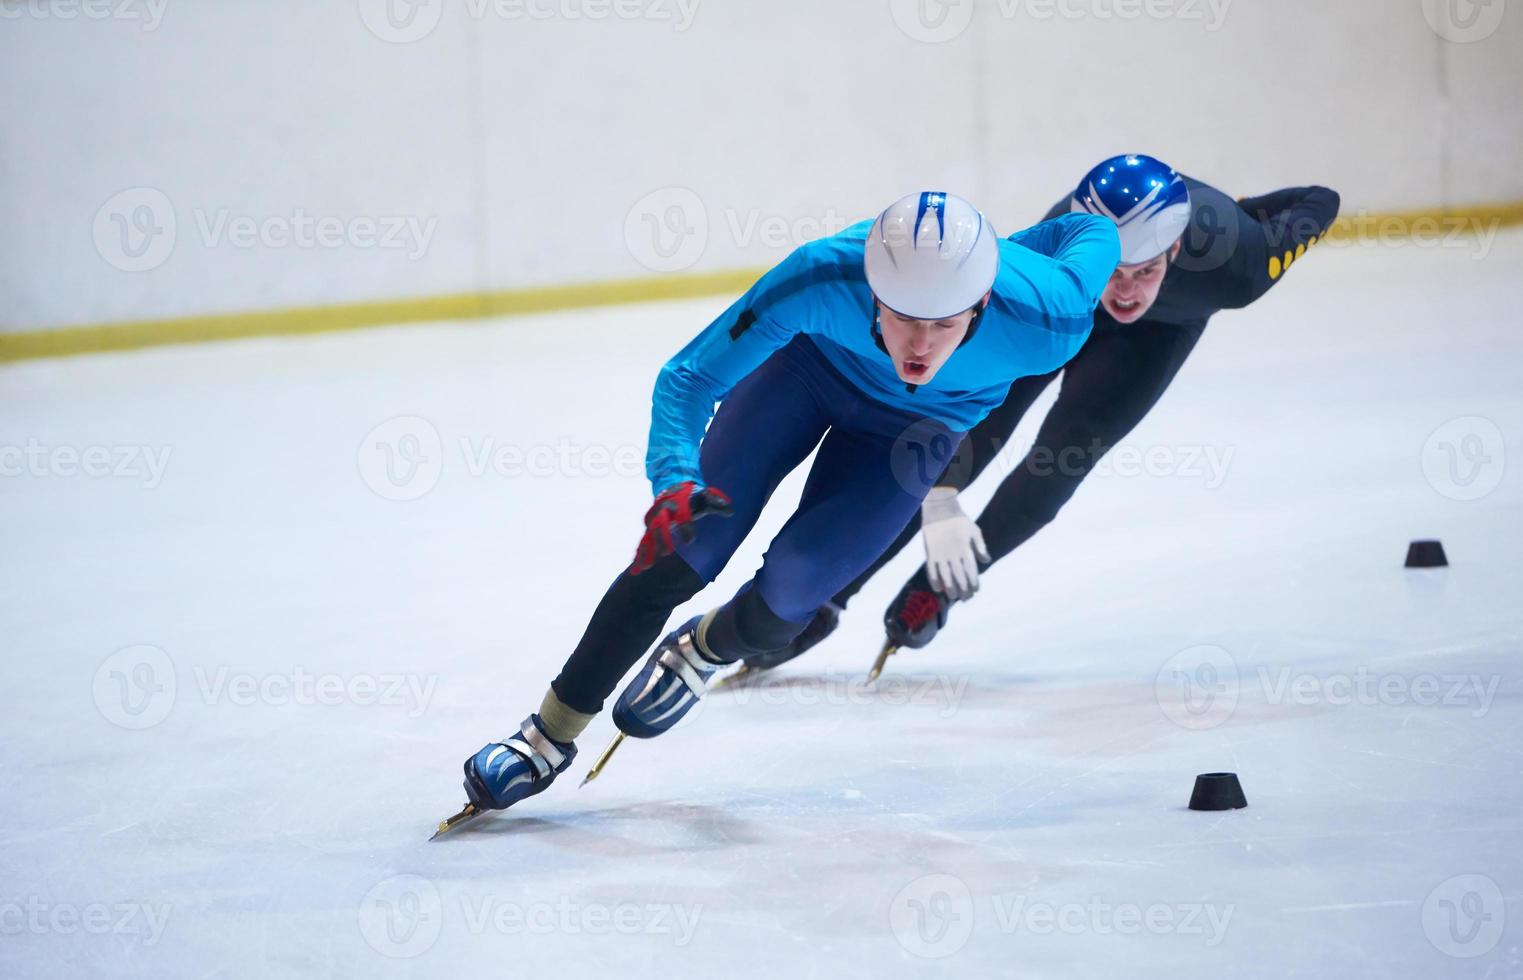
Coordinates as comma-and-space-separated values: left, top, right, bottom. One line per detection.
958, 298, 989, 348
870, 303, 889, 354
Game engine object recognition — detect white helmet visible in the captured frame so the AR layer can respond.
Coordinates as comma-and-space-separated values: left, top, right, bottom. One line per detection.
864, 191, 999, 320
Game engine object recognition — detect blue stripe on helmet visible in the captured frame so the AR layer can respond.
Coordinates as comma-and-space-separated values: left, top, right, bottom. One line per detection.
914, 191, 948, 250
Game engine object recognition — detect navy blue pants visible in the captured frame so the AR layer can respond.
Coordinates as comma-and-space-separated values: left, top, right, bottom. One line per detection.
551, 337, 957, 714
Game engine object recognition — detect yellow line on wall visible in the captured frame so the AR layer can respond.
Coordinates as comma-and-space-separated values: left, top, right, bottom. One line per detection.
1323, 200, 1523, 242
0, 267, 769, 365
4, 201, 1521, 365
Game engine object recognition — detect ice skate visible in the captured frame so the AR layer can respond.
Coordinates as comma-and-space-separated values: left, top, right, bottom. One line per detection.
611, 616, 719, 738
580, 617, 722, 786
432, 714, 577, 837
884, 583, 951, 650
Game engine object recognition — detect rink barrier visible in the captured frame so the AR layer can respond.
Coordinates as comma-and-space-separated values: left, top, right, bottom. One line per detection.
4, 201, 1523, 364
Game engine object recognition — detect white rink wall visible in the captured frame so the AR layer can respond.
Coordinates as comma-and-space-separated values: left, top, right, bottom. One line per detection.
2, 0, 1520, 332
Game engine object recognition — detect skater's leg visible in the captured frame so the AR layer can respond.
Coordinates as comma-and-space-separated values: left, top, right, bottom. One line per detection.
614, 413, 956, 737
976, 321, 1206, 564
462, 343, 835, 811
546, 340, 831, 726
872, 322, 1207, 651
547, 553, 708, 722
703, 415, 958, 660
609, 340, 958, 734
828, 372, 1056, 608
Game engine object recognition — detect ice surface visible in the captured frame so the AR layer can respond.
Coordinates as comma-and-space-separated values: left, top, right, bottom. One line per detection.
2, 234, 1521, 978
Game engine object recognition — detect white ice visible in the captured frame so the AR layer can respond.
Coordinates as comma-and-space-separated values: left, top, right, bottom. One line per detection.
3, 234, 1521, 979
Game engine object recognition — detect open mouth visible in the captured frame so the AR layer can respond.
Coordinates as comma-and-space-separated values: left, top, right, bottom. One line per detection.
902, 359, 930, 379
1110, 298, 1143, 317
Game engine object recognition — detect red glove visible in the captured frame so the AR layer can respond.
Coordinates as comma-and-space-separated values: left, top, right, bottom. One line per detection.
630, 481, 733, 574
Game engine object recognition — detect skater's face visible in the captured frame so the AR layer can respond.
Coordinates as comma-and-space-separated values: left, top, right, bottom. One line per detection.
876, 295, 987, 384
1100, 240, 1181, 324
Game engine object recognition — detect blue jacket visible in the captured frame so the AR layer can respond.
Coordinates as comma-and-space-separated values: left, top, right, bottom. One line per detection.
647, 213, 1120, 492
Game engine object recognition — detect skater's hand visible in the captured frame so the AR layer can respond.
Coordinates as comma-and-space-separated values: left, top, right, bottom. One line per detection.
631, 481, 733, 574
920, 487, 988, 601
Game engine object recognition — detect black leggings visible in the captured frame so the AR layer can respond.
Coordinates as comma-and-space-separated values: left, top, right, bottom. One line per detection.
833, 318, 1207, 607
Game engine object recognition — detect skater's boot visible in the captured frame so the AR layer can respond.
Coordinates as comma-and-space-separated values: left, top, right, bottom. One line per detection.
612, 616, 722, 738
463, 714, 578, 811
884, 578, 952, 650
732, 602, 842, 677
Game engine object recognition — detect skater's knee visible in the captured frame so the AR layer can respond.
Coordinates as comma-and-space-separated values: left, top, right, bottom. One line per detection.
702, 586, 808, 661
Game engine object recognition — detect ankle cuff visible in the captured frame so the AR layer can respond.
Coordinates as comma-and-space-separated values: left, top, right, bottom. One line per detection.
538, 688, 594, 743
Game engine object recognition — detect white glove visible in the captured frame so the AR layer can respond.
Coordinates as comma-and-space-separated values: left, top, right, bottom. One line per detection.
920, 487, 989, 602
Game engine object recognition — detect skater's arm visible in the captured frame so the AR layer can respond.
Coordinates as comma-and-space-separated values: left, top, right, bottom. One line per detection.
992, 213, 1119, 361
1228, 185, 1341, 306
1008, 212, 1119, 272
1006, 213, 1120, 310
645, 244, 835, 493
646, 305, 793, 493
1238, 186, 1341, 229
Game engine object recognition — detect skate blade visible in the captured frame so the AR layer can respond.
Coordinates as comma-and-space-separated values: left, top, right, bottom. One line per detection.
429, 802, 482, 841
579, 731, 626, 788
866, 641, 899, 684
711, 664, 756, 692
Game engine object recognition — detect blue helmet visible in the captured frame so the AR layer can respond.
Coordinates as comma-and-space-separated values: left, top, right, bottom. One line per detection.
1070, 154, 1192, 265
